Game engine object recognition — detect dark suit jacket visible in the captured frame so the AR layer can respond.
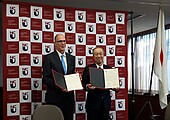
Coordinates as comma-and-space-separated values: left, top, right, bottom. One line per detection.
42, 51, 75, 106
82, 63, 112, 111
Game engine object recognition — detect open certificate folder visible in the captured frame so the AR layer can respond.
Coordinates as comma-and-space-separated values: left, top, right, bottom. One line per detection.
89, 67, 119, 89
52, 69, 83, 91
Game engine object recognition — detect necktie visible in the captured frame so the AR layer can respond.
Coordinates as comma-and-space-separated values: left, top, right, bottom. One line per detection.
98, 66, 102, 69
61, 55, 66, 74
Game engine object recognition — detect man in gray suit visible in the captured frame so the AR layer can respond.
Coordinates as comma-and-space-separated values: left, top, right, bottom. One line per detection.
42, 34, 75, 120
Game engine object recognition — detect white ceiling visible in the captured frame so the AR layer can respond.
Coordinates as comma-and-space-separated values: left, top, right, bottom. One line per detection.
5, 0, 170, 35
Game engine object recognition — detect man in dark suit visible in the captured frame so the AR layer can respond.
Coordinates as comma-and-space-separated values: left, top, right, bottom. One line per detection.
82, 47, 118, 120
42, 34, 75, 120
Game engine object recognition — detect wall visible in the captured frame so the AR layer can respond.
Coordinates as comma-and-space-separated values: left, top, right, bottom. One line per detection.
0, 3, 3, 118
0, 3, 2, 87
0, 87, 2, 120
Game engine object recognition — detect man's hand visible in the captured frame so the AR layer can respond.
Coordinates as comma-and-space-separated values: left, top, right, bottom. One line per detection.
111, 87, 119, 93
75, 71, 82, 81
86, 84, 95, 90
62, 89, 69, 92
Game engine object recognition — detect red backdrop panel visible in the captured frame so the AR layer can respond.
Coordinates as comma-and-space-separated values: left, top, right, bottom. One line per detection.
3, 2, 128, 120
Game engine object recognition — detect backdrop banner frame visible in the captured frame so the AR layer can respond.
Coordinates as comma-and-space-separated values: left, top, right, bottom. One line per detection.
2, 1, 128, 120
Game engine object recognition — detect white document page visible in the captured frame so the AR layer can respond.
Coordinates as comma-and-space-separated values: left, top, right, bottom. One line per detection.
104, 68, 119, 88
64, 73, 83, 91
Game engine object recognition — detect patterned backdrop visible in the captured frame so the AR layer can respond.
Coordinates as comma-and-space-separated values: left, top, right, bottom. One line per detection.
2, 1, 128, 120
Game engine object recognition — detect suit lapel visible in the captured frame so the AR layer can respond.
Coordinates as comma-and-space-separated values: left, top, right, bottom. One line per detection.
92, 63, 97, 68
53, 51, 64, 73
103, 64, 107, 69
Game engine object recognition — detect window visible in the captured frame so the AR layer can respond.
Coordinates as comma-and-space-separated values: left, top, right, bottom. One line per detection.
128, 28, 170, 93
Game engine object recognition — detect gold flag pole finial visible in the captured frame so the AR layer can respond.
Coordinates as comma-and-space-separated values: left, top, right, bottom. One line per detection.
159, 0, 164, 11
160, 0, 163, 8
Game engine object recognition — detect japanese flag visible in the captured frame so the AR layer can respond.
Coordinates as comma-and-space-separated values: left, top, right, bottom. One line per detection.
153, 7, 168, 109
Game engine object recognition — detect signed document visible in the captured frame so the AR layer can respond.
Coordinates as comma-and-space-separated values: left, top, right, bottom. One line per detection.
89, 67, 119, 89
52, 69, 83, 91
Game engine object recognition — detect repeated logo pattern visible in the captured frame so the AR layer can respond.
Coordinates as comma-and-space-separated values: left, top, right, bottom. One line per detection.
3, 2, 128, 120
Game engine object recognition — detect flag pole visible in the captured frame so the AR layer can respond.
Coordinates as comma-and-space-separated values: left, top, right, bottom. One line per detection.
148, 58, 154, 96
128, 11, 135, 120
149, 3, 163, 97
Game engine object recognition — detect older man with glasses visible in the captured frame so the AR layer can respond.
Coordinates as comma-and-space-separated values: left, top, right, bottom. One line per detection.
42, 34, 75, 120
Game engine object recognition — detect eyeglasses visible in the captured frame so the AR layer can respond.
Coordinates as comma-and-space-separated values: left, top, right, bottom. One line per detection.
56, 40, 66, 43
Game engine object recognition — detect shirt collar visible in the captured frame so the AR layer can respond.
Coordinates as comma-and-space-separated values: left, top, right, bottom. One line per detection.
95, 63, 103, 69
56, 50, 66, 57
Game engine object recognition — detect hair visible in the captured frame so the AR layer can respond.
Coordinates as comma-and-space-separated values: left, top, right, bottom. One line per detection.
54, 34, 65, 42
93, 47, 104, 55
54, 34, 59, 42
54, 34, 57, 42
